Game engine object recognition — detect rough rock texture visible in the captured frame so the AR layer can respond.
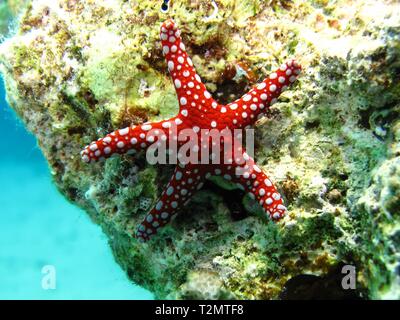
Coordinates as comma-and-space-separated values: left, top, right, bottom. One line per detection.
0, 0, 399, 299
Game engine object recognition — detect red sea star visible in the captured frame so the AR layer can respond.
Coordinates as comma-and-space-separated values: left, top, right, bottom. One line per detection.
81, 19, 301, 242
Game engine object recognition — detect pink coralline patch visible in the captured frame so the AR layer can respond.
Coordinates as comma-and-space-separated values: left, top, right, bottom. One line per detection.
80, 19, 301, 242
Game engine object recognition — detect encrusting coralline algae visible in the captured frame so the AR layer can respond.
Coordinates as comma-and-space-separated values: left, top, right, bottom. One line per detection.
0, 0, 399, 299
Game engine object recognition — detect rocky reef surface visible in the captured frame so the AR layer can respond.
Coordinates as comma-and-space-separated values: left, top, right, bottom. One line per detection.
0, 0, 399, 299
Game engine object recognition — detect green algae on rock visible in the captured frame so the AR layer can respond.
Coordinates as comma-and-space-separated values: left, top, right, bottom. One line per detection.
0, 0, 399, 299
0, 0, 29, 37
0, 2, 12, 37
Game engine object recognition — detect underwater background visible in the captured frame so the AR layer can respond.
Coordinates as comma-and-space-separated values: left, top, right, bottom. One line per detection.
0, 77, 153, 299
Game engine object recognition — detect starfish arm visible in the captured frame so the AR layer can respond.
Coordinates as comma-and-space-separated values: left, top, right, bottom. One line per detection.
228, 155, 287, 220
80, 118, 176, 163
136, 164, 206, 242
225, 60, 302, 128
160, 19, 218, 114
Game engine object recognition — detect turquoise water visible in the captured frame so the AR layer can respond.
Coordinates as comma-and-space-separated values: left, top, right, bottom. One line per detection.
0, 77, 153, 299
